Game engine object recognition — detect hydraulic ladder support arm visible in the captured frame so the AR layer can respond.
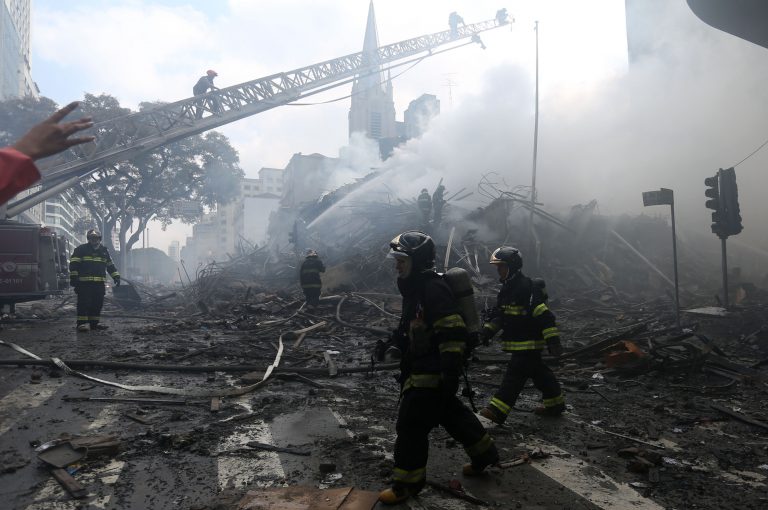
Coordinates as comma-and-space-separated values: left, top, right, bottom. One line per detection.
5, 17, 506, 218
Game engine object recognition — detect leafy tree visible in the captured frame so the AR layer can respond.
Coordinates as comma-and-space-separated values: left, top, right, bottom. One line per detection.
0, 95, 243, 271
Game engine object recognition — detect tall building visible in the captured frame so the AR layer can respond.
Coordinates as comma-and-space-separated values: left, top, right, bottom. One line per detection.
0, 0, 36, 99
348, 2, 398, 145
182, 171, 285, 269
44, 188, 87, 247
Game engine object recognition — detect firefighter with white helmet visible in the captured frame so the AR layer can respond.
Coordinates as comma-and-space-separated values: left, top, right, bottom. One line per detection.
69, 229, 120, 331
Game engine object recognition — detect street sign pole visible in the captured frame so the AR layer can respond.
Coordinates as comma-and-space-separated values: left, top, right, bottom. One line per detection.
669, 197, 681, 327
642, 188, 680, 327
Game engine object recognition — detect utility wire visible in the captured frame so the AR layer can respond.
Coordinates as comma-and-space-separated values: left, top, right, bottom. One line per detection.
732, 134, 768, 168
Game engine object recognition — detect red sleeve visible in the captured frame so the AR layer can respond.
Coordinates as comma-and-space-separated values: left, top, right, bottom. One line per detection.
0, 147, 41, 205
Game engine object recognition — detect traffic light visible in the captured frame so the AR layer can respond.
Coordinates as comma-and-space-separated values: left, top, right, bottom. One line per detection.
704, 172, 727, 236
719, 167, 743, 236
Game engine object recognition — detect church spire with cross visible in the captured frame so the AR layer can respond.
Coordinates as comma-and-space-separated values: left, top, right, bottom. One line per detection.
348, 1, 397, 142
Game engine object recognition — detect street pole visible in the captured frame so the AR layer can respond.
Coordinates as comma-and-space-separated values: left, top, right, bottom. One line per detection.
720, 237, 729, 308
642, 187, 680, 327
669, 197, 681, 327
529, 20, 540, 266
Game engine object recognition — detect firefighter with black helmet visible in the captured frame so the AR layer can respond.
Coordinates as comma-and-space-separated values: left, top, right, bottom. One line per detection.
417, 188, 432, 224
479, 246, 565, 423
379, 230, 498, 505
69, 229, 120, 332
299, 249, 325, 307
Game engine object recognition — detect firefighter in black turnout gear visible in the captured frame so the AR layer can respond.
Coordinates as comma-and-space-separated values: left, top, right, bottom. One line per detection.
299, 249, 325, 307
479, 247, 565, 423
379, 231, 498, 505
69, 229, 120, 331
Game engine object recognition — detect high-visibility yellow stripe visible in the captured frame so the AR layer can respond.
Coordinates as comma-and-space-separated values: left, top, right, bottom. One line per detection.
79, 276, 107, 282
490, 397, 511, 415
542, 327, 559, 340
70, 271, 79, 275
465, 433, 494, 457
532, 303, 549, 317
402, 373, 441, 392
110, 271, 120, 277
301, 268, 321, 273
433, 314, 465, 329
393, 466, 426, 484
502, 305, 527, 316
439, 341, 465, 354
483, 322, 500, 333
501, 340, 545, 351
543, 394, 565, 407
70, 257, 82, 262
77, 316, 89, 320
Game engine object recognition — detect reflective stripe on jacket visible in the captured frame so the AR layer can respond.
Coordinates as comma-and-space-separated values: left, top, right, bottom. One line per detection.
70, 243, 119, 285
483, 273, 559, 352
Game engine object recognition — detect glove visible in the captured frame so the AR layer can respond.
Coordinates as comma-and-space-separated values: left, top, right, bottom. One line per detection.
113, 276, 121, 287
547, 338, 563, 357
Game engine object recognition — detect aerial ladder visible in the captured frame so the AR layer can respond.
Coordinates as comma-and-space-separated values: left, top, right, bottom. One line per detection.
4, 14, 510, 219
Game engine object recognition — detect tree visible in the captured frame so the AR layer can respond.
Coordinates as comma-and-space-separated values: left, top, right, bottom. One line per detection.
0, 95, 244, 272
0, 96, 60, 145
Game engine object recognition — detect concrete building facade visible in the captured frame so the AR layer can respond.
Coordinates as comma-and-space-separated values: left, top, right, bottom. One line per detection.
0, 0, 36, 99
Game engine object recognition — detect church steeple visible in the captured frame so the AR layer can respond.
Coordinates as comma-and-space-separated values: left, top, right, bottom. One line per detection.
356, 1, 385, 94
348, 1, 397, 143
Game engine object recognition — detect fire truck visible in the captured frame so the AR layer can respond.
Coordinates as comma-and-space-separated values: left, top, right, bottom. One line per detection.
0, 11, 509, 311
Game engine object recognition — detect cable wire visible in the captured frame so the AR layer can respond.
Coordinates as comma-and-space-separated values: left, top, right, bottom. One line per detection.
732, 135, 768, 168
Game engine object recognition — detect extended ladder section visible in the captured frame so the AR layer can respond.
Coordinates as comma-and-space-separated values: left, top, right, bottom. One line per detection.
5, 17, 507, 218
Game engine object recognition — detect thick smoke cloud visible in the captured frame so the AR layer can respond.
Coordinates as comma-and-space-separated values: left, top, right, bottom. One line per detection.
344, 0, 768, 263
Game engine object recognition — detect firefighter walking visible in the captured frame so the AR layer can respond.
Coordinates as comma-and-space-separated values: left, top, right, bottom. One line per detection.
479, 246, 565, 424
379, 231, 498, 505
69, 229, 120, 331
299, 249, 325, 307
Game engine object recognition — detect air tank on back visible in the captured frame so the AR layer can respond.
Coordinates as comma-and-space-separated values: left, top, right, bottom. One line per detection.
444, 267, 479, 334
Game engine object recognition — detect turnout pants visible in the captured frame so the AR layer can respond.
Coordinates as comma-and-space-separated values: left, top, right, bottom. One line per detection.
488, 350, 564, 421
302, 287, 321, 307
392, 387, 498, 488
76, 283, 105, 326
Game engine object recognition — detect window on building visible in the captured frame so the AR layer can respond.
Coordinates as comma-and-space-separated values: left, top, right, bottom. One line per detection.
370, 112, 382, 139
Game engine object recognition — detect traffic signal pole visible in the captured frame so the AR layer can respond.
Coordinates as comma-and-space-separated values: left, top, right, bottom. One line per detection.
704, 167, 743, 310
720, 237, 729, 308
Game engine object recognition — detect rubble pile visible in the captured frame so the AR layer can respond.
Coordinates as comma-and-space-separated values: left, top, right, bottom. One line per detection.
3, 186, 768, 509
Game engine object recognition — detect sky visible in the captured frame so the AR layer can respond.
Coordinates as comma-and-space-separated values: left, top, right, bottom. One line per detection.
29, 0, 768, 262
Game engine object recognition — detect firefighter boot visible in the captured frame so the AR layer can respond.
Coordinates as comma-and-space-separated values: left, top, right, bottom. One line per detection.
76, 324, 89, 332
479, 407, 504, 425
91, 323, 109, 330
378, 483, 422, 505
463, 440, 500, 476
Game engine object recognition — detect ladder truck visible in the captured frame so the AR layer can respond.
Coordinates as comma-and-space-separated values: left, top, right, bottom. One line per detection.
0, 13, 511, 309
